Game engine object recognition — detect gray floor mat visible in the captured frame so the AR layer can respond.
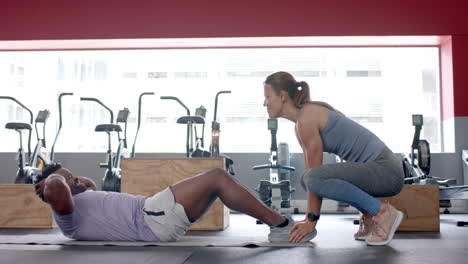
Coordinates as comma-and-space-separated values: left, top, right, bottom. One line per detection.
0, 233, 314, 247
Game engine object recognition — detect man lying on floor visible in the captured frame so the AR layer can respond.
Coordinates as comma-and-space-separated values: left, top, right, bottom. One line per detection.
34, 163, 316, 243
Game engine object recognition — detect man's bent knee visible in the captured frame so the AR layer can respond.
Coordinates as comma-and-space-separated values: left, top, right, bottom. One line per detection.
202, 168, 231, 185
210, 168, 227, 175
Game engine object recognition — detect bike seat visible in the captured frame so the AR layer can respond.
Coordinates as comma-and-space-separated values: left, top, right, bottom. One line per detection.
177, 115, 205, 124
95, 124, 122, 132
5, 122, 32, 131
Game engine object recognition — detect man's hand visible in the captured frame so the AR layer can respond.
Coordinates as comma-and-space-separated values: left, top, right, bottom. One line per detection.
34, 180, 47, 202
34, 175, 75, 215
289, 220, 316, 243
77, 177, 97, 191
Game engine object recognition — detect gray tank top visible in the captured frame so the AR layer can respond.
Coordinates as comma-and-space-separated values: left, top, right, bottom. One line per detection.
300, 104, 386, 162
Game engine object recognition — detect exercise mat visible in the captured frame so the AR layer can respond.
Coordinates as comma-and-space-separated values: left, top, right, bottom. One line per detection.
0, 234, 314, 247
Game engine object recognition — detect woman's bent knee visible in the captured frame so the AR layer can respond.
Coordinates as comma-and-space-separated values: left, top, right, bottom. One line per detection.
301, 168, 326, 193
386, 178, 404, 197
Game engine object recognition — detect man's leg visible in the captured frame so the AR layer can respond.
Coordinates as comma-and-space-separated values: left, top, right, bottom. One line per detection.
170, 168, 285, 226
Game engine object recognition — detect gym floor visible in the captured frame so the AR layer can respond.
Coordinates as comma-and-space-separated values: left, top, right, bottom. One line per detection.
1, 213, 467, 264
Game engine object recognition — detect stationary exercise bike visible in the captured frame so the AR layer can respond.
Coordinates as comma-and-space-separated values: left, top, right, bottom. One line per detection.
50, 93, 75, 163
131, 92, 154, 158
81, 97, 129, 192
209, 91, 231, 158
1, 96, 35, 183
1, 93, 73, 183
160, 92, 236, 174
253, 118, 296, 215
160, 96, 208, 158
208, 91, 235, 175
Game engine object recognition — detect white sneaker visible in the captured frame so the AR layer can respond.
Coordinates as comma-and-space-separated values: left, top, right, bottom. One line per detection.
268, 215, 317, 243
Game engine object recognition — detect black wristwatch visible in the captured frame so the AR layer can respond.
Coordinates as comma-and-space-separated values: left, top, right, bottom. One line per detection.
307, 212, 320, 222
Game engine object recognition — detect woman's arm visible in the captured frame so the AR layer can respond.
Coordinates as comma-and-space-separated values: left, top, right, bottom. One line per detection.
290, 112, 324, 242
297, 117, 324, 217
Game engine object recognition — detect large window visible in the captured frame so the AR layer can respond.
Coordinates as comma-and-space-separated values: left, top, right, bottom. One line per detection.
0, 47, 441, 154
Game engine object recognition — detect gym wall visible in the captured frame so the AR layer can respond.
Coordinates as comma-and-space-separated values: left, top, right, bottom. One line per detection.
1, 0, 468, 211
1, 1, 467, 143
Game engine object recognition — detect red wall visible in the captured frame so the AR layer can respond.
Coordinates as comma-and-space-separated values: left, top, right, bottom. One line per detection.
2, 0, 468, 39
1, 0, 468, 117
440, 37, 454, 121
451, 36, 468, 117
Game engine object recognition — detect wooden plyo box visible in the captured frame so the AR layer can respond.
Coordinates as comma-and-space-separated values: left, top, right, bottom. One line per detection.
379, 184, 439, 232
0, 184, 53, 228
121, 158, 229, 231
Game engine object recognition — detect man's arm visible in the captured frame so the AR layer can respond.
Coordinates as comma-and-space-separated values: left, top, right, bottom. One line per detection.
37, 175, 75, 215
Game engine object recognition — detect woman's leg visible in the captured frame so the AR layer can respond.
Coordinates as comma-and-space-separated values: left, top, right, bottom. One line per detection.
301, 148, 404, 245
301, 149, 404, 216
170, 168, 285, 226
308, 177, 382, 215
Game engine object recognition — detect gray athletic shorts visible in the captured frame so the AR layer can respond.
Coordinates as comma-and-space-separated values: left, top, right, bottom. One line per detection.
143, 187, 191, 242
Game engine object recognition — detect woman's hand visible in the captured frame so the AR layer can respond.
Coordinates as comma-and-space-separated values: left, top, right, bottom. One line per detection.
289, 220, 316, 242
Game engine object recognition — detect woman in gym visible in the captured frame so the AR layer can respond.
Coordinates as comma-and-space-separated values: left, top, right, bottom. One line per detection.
262, 71, 404, 246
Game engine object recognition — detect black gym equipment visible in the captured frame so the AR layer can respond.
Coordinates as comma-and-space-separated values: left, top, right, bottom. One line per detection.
31, 109, 51, 172
253, 118, 296, 215
210, 91, 231, 157
50, 93, 74, 162
401, 114, 468, 226
1, 93, 73, 184
209, 91, 235, 175
402, 114, 456, 186
80, 97, 129, 192
1, 96, 34, 183
131, 92, 154, 158
160, 92, 235, 174
191, 105, 209, 157
160, 96, 207, 158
